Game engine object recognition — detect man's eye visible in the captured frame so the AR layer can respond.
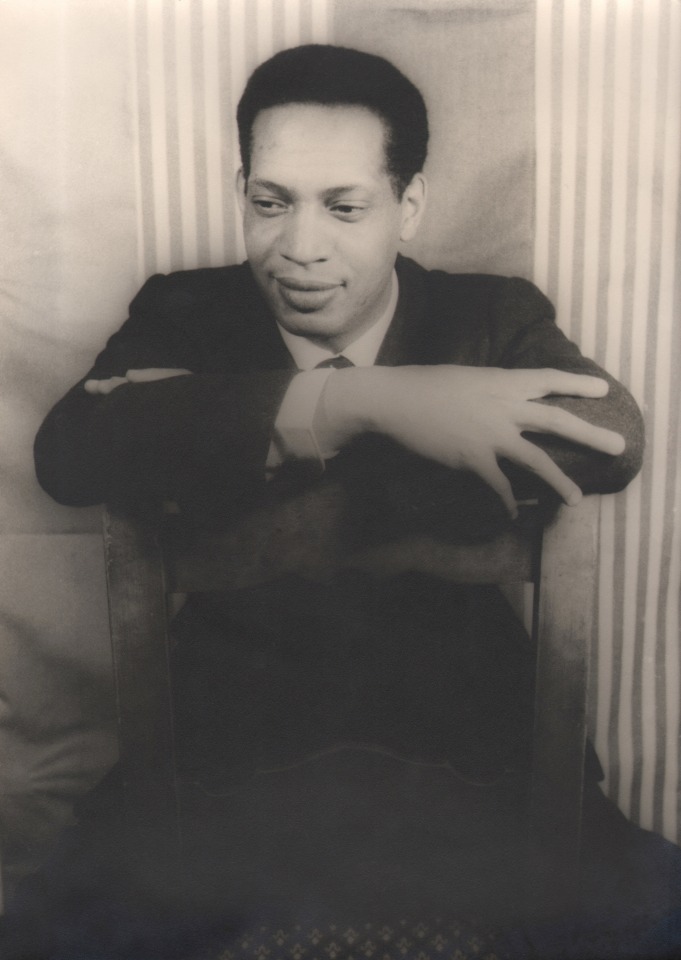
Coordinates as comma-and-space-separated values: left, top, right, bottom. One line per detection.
252, 198, 287, 215
331, 204, 367, 220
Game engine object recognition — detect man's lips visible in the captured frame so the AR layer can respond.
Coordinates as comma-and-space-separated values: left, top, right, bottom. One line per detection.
273, 276, 343, 313
274, 276, 342, 292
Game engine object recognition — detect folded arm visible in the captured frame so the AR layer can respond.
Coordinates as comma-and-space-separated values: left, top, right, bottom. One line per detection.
34, 274, 298, 518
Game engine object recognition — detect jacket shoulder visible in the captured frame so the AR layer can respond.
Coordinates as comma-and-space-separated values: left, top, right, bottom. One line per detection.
395, 256, 556, 363
129, 262, 255, 317
397, 255, 552, 315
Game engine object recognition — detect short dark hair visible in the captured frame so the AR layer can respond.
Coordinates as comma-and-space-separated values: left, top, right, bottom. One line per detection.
236, 44, 429, 198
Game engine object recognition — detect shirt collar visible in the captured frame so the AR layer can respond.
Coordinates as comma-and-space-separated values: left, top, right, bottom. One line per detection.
276, 270, 399, 371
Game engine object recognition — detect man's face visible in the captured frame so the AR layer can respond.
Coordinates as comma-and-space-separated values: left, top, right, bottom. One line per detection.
237, 103, 425, 352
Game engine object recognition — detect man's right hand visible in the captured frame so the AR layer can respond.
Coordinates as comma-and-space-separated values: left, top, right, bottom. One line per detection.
316, 365, 626, 517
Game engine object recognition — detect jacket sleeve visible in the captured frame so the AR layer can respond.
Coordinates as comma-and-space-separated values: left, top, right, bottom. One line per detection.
34, 274, 295, 520
488, 276, 644, 497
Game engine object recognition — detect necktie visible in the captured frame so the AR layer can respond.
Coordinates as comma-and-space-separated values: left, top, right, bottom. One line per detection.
315, 355, 354, 369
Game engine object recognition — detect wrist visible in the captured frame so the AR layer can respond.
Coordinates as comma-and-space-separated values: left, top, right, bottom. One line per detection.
314, 366, 390, 449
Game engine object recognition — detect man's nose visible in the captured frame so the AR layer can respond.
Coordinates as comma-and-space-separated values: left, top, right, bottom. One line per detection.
280, 207, 329, 265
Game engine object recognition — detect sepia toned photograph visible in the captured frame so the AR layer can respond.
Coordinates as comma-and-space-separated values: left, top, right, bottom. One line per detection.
0, 1, 679, 957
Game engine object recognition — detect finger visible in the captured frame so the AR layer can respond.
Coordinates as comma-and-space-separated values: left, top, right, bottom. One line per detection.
521, 403, 626, 455
525, 369, 609, 401
84, 377, 128, 395
125, 368, 192, 383
471, 453, 518, 518
510, 438, 582, 506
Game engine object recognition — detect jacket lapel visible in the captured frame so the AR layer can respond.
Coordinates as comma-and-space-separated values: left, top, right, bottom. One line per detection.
375, 255, 429, 367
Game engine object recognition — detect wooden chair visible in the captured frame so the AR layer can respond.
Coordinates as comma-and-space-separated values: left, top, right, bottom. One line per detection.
102, 486, 599, 910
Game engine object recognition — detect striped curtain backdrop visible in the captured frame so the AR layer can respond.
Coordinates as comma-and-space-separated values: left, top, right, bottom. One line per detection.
125, 0, 680, 843
533, 0, 680, 842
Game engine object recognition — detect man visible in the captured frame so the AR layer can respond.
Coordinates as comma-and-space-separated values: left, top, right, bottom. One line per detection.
27, 42, 674, 953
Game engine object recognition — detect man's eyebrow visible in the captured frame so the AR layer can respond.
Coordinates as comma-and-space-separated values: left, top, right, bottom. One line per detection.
248, 179, 371, 202
248, 179, 294, 200
321, 185, 369, 201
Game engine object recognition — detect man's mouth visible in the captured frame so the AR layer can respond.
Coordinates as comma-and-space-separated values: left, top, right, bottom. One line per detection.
274, 276, 342, 312
275, 277, 341, 292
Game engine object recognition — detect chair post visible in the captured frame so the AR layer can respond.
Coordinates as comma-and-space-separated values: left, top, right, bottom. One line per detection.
529, 495, 599, 908
102, 506, 182, 866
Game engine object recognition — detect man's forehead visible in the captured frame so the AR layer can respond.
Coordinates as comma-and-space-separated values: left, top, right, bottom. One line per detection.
248, 103, 390, 181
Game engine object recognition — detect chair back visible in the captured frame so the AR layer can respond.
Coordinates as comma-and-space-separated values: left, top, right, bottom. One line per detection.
103, 487, 599, 905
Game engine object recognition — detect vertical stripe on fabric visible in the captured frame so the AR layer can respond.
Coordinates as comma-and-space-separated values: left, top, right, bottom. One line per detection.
163, 2, 185, 272
175, 0, 198, 268
555, 0, 580, 341
202, 0, 227, 267
189, 0, 210, 267
311, 0, 330, 41
216, 0, 237, 264
604, 0, 632, 379
127, 0, 146, 285
228, 0, 248, 262
636, 0, 663, 831
645, 19, 670, 825
533, 0, 553, 291
283, 0, 302, 49
145, 0, 171, 272
131, 0, 157, 280
256, 0, 275, 63
658, 0, 681, 841
546, 0, 563, 301
620, 0, 654, 827
579, 0, 607, 360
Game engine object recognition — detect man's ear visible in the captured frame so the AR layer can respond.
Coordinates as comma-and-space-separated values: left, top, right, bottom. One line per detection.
236, 168, 247, 214
399, 173, 427, 242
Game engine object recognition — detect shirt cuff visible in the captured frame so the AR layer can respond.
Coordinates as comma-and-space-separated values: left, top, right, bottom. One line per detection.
267, 368, 336, 472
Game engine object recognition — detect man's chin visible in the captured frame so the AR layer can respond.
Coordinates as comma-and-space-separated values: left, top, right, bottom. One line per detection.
269, 296, 335, 329
277, 313, 340, 339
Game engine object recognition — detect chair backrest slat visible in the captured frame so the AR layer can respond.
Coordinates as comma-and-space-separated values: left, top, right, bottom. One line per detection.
162, 486, 542, 593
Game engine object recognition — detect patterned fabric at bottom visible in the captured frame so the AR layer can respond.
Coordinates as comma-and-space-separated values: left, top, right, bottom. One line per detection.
192, 918, 511, 960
